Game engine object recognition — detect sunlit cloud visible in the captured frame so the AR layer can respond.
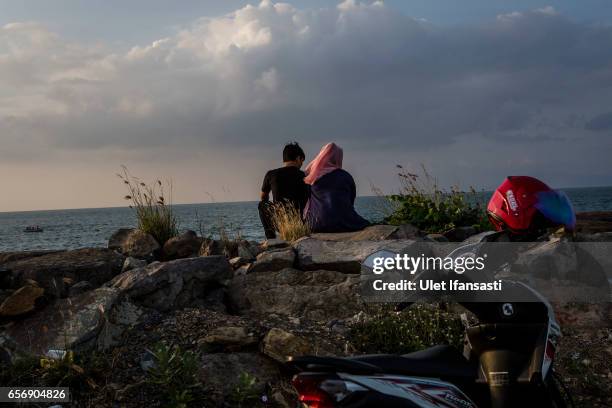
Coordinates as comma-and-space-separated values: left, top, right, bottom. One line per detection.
1, 1, 611, 210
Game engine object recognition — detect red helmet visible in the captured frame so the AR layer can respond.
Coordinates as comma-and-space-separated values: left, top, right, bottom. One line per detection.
487, 176, 576, 235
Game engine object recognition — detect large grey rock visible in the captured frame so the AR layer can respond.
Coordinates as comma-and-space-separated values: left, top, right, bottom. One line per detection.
237, 241, 257, 260
0, 284, 44, 317
108, 228, 160, 259
0, 287, 120, 356
68, 281, 93, 297
514, 239, 577, 278
234, 264, 252, 276
96, 299, 144, 349
0, 289, 11, 309
387, 224, 421, 239
0, 266, 10, 292
162, 230, 203, 260
311, 224, 415, 242
444, 226, 477, 242
0, 250, 64, 266
122, 256, 147, 272
229, 257, 247, 268
111, 256, 232, 311
261, 239, 289, 250
462, 231, 506, 244
199, 352, 279, 402
424, 234, 449, 243
228, 268, 362, 321
571, 242, 612, 281
249, 248, 295, 273
510, 239, 611, 296
294, 237, 419, 273
2, 248, 125, 296
249, 240, 265, 257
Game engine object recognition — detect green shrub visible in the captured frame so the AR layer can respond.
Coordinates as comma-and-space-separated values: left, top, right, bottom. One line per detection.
350, 304, 464, 354
118, 166, 179, 245
385, 165, 491, 233
0, 355, 40, 387
229, 372, 262, 407
0, 350, 109, 398
145, 342, 201, 408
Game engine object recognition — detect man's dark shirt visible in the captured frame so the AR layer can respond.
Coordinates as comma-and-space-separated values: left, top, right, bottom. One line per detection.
261, 166, 309, 210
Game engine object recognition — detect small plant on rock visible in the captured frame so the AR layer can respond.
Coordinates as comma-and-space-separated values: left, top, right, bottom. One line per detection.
271, 202, 310, 242
145, 342, 200, 408
350, 303, 464, 354
229, 372, 262, 408
217, 218, 243, 257
118, 166, 179, 245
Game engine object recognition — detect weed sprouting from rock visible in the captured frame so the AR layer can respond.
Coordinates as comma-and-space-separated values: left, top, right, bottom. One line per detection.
118, 166, 178, 245
145, 342, 200, 408
229, 371, 262, 408
271, 202, 310, 242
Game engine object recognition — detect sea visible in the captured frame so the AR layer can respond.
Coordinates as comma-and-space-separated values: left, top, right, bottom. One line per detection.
1, 187, 612, 252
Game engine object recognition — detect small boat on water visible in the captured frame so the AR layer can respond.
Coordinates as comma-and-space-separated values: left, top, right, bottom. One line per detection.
24, 225, 44, 233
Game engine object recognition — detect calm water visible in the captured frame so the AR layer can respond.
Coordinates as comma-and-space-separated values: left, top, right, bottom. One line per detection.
1, 187, 611, 252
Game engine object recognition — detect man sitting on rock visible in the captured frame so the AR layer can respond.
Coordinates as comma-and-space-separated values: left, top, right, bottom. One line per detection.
259, 142, 309, 239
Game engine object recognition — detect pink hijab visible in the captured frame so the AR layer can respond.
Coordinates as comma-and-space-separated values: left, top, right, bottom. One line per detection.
304, 142, 343, 185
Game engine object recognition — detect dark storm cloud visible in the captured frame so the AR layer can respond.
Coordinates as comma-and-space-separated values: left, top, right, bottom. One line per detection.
586, 112, 612, 131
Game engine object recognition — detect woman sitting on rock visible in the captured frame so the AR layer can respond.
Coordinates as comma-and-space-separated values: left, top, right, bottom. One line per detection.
303, 142, 369, 233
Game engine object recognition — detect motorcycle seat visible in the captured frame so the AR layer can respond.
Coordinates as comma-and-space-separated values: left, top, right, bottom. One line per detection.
349, 345, 477, 378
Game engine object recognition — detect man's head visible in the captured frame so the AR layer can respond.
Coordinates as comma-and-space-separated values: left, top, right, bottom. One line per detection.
283, 142, 305, 167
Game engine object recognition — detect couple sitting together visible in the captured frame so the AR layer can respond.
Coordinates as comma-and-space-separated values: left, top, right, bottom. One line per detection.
259, 142, 369, 239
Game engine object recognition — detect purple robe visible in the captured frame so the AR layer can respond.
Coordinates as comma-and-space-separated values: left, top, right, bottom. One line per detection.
305, 169, 369, 233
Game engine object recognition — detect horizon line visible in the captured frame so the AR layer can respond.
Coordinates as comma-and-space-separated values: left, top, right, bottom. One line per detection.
1, 184, 611, 215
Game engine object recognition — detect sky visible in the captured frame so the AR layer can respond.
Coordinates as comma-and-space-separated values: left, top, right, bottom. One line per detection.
1, 0, 611, 211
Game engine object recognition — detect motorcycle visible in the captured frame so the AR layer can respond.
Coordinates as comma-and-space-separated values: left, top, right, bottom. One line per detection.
287, 240, 571, 408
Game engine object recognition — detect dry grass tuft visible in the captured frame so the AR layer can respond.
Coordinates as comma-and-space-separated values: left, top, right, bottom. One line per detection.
118, 166, 178, 246
271, 202, 310, 242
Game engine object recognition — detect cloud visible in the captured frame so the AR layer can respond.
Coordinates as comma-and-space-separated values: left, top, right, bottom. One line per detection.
585, 112, 612, 131
1, 1, 611, 193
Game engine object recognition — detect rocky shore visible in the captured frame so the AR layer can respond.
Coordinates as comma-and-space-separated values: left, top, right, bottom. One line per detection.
1, 213, 611, 407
